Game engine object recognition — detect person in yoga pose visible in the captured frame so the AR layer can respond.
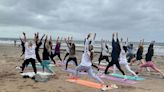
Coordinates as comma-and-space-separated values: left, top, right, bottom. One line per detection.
84, 33, 99, 70
126, 38, 136, 64
50, 36, 62, 64
136, 41, 164, 78
70, 33, 116, 91
20, 32, 37, 74
104, 33, 126, 79
98, 39, 110, 66
20, 37, 25, 57
65, 37, 78, 70
135, 39, 145, 65
41, 35, 54, 73
35, 32, 45, 64
113, 38, 138, 77
63, 37, 72, 61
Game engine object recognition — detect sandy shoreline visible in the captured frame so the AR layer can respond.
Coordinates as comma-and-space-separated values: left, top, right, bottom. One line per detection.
0, 44, 164, 92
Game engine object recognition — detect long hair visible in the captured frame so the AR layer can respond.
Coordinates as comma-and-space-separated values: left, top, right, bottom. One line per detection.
89, 45, 94, 61
71, 43, 76, 55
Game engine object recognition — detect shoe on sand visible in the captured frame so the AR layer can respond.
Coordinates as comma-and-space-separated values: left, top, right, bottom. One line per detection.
101, 85, 110, 91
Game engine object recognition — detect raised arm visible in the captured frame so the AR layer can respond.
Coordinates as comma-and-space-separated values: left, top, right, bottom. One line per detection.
91, 33, 96, 45
68, 37, 70, 43
101, 39, 103, 49
33, 33, 37, 44
125, 37, 128, 46
36, 32, 39, 41
116, 32, 119, 44
65, 37, 71, 48
56, 36, 59, 43
112, 33, 115, 47
84, 34, 91, 52
40, 34, 45, 42
60, 37, 63, 43
120, 38, 123, 50
44, 35, 48, 48
141, 39, 144, 46
23, 32, 27, 42
93, 33, 96, 41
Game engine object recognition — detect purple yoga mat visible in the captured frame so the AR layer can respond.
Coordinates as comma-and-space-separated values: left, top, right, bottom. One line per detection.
99, 74, 137, 85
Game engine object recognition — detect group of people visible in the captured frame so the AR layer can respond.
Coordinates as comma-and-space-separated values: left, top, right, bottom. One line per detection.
18, 32, 164, 90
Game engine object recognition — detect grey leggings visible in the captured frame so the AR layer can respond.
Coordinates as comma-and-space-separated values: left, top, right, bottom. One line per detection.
75, 65, 104, 84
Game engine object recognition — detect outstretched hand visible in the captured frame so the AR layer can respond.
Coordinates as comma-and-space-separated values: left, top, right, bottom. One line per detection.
87, 33, 91, 39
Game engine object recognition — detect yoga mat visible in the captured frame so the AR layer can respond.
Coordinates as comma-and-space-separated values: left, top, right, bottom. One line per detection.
28, 64, 54, 69
63, 69, 87, 75
66, 79, 113, 89
110, 73, 145, 81
21, 72, 53, 78
99, 74, 137, 84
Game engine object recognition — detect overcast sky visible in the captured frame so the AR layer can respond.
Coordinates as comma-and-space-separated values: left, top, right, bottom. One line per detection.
0, 0, 164, 42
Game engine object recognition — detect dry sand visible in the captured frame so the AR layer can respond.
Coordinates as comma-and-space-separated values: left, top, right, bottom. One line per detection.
0, 44, 164, 92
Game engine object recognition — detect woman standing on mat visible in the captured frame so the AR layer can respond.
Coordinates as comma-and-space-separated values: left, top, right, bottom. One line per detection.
35, 32, 45, 64
71, 33, 114, 90
50, 36, 62, 64
65, 37, 78, 70
104, 33, 126, 79
113, 38, 138, 77
98, 39, 110, 66
126, 38, 136, 64
20, 32, 37, 74
135, 39, 145, 65
85, 33, 99, 70
41, 35, 54, 73
63, 37, 72, 61
136, 41, 164, 78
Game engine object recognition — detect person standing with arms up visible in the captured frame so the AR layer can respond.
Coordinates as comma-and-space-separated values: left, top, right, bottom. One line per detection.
104, 33, 126, 79
20, 32, 37, 74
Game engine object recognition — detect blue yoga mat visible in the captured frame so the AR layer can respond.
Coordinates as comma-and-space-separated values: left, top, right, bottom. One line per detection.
110, 73, 145, 81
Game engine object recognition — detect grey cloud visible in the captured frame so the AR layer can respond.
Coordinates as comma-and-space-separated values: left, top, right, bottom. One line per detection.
0, 0, 164, 42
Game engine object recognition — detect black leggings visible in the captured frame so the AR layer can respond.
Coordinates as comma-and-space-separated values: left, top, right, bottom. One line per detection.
64, 53, 69, 60
105, 59, 125, 75
50, 53, 62, 64
65, 57, 78, 70
36, 53, 42, 63
98, 55, 110, 65
22, 58, 37, 74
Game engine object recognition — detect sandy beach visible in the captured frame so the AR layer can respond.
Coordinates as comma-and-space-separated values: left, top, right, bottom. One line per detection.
0, 44, 164, 92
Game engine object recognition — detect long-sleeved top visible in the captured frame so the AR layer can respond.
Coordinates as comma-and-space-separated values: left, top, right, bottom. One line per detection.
111, 38, 121, 60
145, 44, 154, 62
119, 42, 127, 62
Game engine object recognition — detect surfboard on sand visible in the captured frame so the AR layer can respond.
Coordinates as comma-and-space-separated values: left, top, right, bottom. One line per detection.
66, 78, 116, 90
110, 73, 145, 81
